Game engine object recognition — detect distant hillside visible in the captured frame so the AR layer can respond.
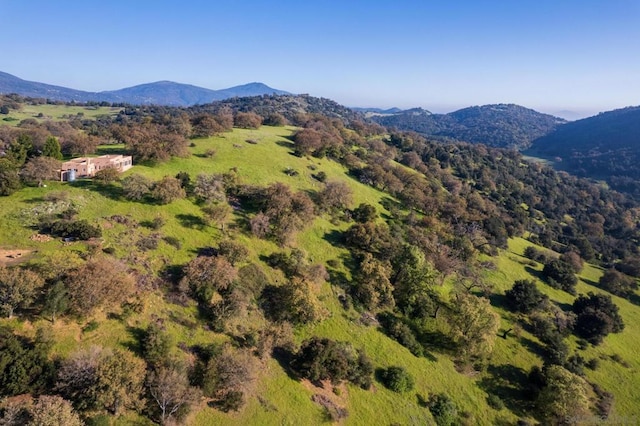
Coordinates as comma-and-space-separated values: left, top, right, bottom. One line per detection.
373, 104, 566, 149
0, 71, 94, 102
528, 106, 640, 197
190, 94, 365, 124
351, 106, 404, 115
0, 71, 290, 106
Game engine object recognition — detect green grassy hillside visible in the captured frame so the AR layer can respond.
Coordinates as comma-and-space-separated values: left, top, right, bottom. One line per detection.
1, 103, 120, 126
1, 124, 638, 425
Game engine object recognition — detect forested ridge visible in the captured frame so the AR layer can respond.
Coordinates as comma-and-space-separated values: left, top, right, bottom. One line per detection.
528, 106, 640, 198
372, 104, 566, 149
0, 93, 639, 424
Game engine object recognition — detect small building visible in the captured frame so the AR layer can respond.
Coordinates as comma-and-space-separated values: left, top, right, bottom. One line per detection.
60, 154, 133, 181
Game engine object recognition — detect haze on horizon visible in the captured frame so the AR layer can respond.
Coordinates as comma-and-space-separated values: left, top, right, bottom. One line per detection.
1, 0, 638, 119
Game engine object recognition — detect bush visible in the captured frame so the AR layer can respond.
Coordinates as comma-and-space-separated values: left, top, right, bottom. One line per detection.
313, 171, 327, 182
486, 394, 504, 410
150, 216, 166, 230
290, 337, 373, 388
573, 292, 624, 345
505, 279, 546, 313
163, 236, 181, 249
215, 390, 244, 412
428, 393, 458, 426
137, 235, 159, 251
40, 218, 102, 240
523, 246, 547, 263
380, 366, 414, 393
599, 268, 638, 298
543, 259, 577, 294
377, 312, 423, 356
585, 358, 600, 370
82, 321, 99, 333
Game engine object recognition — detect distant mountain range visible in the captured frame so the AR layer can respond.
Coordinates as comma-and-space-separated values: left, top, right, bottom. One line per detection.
371, 104, 567, 149
0, 71, 290, 106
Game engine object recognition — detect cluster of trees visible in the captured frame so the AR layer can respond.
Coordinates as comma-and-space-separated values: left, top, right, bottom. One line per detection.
502, 278, 621, 419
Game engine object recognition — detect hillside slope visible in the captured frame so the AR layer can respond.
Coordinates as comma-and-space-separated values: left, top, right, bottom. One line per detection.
527, 106, 640, 197
1, 102, 639, 425
373, 104, 566, 149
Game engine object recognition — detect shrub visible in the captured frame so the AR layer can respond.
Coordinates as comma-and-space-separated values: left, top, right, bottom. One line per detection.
599, 268, 638, 298
137, 235, 159, 251
377, 312, 423, 356
380, 366, 414, 393
215, 390, 244, 412
40, 218, 102, 240
486, 394, 504, 410
150, 216, 166, 230
523, 246, 547, 263
505, 280, 546, 313
543, 259, 577, 294
585, 358, 600, 370
313, 171, 327, 182
573, 292, 624, 344
290, 337, 373, 388
164, 236, 181, 249
82, 321, 99, 333
428, 393, 458, 426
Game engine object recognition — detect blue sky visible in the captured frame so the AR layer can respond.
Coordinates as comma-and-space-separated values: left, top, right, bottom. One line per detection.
1, 0, 638, 116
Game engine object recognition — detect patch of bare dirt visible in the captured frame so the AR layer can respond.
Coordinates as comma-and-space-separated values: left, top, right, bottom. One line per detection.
301, 379, 349, 424
0, 249, 34, 266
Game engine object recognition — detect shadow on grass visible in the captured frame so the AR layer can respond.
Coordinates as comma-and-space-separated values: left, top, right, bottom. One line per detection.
271, 346, 299, 381
69, 179, 124, 201
488, 292, 509, 310
555, 301, 573, 312
323, 229, 344, 248
122, 325, 146, 357
524, 266, 545, 281
275, 140, 295, 151
477, 364, 534, 418
417, 329, 456, 356
176, 213, 207, 230
519, 336, 546, 358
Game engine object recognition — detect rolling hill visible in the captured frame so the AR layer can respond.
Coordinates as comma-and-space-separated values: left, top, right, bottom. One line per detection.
372, 104, 566, 149
1, 96, 639, 425
0, 71, 289, 106
527, 106, 640, 197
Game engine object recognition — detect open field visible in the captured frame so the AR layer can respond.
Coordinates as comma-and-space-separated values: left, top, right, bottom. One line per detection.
1, 103, 121, 126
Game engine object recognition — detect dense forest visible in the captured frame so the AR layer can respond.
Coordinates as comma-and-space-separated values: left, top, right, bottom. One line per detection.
0, 93, 639, 424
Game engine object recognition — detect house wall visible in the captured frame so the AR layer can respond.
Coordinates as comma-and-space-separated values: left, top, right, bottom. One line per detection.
59, 155, 133, 180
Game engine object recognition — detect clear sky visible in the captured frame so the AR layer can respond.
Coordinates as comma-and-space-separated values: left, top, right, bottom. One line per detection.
1, 0, 638, 116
